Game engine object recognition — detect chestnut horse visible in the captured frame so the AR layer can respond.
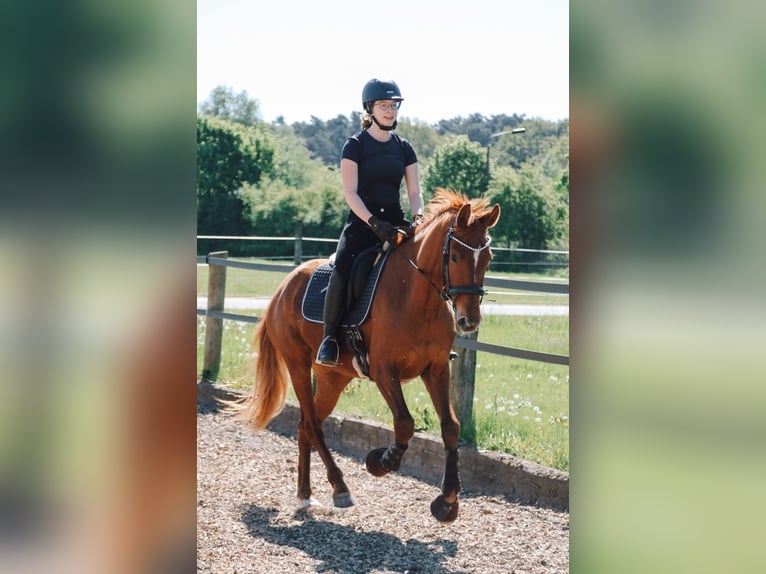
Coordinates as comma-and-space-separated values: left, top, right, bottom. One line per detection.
239, 189, 500, 522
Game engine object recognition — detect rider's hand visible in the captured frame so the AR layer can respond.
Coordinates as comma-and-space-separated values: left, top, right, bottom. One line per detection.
400, 214, 423, 239
368, 216, 399, 244
400, 224, 416, 239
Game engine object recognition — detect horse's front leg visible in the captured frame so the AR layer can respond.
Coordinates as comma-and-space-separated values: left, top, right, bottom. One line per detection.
421, 361, 461, 523
365, 368, 414, 477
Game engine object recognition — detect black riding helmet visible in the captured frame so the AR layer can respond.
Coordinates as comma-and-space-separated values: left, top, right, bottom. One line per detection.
362, 79, 404, 113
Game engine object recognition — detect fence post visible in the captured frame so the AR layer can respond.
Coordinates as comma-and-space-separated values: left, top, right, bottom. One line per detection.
201, 251, 228, 382
450, 331, 479, 444
294, 221, 303, 266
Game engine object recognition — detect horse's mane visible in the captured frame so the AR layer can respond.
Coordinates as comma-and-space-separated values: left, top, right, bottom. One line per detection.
422, 188, 493, 226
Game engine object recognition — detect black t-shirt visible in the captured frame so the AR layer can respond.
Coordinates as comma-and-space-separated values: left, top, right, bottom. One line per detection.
340, 130, 418, 214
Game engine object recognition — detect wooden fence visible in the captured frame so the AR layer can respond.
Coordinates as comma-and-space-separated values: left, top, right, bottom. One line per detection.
197, 249, 568, 439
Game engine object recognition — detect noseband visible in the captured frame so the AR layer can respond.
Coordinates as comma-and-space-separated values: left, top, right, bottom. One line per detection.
402, 216, 492, 306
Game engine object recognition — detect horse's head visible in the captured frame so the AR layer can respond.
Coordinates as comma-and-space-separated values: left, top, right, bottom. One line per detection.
442, 198, 501, 333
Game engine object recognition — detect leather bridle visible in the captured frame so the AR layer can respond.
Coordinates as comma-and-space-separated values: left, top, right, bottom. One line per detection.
400, 216, 492, 306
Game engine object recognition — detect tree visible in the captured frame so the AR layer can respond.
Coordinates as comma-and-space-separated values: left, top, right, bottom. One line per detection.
195, 97, 570, 263
196, 116, 274, 254
421, 135, 489, 201
396, 118, 443, 162
241, 123, 345, 258
198, 85, 261, 126
435, 113, 526, 146
290, 113, 357, 166
488, 164, 563, 250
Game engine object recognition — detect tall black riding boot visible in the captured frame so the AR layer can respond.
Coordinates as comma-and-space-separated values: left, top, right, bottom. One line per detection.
316, 269, 346, 366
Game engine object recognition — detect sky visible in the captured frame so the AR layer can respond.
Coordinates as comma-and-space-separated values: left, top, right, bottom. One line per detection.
197, 0, 569, 125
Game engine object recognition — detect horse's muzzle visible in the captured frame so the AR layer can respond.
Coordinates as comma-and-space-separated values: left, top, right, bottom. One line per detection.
456, 314, 480, 334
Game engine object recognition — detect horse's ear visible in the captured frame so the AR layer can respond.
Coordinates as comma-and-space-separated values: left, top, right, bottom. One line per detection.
456, 203, 472, 228
479, 204, 501, 229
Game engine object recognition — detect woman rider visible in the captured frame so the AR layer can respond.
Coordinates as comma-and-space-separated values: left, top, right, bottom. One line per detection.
316, 78, 425, 366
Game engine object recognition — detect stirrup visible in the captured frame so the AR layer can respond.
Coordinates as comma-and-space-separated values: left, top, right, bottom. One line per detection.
315, 336, 339, 366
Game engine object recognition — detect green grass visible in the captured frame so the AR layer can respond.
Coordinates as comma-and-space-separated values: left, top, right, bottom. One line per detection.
196, 259, 290, 299
196, 311, 569, 472
197, 316, 257, 385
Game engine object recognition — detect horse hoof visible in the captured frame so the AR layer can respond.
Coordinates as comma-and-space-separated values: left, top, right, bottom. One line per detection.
333, 492, 357, 508
365, 448, 390, 477
298, 497, 321, 509
430, 495, 459, 523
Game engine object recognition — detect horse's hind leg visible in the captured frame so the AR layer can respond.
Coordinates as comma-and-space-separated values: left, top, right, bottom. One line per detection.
286, 360, 320, 506
295, 412, 317, 507
291, 361, 355, 508
312, 370, 356, 507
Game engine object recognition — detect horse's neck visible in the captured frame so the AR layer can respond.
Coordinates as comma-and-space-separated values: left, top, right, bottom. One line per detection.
410, 225, 446, 278
386, 220, 450, 313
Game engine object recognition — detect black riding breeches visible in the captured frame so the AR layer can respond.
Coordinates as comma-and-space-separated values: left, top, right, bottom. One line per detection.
333, 209, 407, 281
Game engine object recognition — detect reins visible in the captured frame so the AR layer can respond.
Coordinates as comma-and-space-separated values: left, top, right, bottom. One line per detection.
402, 251, 451, 302
396, 216, 491, 306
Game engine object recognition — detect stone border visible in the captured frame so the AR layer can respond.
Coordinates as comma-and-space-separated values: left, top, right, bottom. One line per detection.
198, 382, 568, 511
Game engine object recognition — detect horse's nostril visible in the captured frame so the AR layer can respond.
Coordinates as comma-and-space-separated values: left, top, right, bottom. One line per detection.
457, 317, 477, 333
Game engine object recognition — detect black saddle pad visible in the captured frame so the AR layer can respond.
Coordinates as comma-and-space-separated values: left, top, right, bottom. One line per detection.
301, 250, 390, 327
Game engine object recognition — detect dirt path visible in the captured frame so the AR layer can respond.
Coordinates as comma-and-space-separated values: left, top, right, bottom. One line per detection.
198, 412, 569, 573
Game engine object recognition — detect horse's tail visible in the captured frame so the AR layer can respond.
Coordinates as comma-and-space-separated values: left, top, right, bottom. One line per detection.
237, 314, 289, 429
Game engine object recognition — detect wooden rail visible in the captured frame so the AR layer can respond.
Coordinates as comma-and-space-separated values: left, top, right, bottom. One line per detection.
197, 251, 568, 440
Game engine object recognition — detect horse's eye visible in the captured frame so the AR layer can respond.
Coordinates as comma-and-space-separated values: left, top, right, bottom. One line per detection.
450, 253, 458, 263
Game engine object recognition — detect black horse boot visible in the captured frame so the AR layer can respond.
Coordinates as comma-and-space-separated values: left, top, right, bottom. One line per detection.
316, 269, 346, 366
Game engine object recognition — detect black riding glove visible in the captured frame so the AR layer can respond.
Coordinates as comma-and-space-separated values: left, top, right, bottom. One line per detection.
400, 221, 416, 239
368, 216, 398, 244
